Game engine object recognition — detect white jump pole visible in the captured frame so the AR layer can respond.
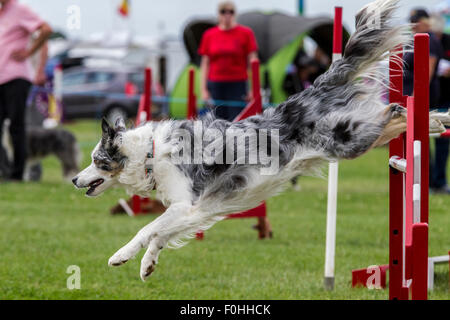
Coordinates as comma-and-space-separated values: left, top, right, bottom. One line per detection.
324, 6, 343, 291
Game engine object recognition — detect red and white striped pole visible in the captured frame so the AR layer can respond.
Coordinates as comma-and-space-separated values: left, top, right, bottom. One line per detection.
324, 6, 343, 291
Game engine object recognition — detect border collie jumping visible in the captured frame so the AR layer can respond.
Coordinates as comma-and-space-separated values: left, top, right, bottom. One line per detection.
73, 0, 447, 281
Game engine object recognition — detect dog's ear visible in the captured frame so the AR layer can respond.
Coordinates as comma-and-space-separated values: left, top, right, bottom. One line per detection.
101, 118, 116, 141
114, 117, 126, 132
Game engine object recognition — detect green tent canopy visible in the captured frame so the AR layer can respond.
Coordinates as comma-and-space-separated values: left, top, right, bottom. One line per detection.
170, 11, 350, 118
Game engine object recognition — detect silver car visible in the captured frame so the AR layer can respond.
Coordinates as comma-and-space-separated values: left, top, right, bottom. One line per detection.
61, 67, 163, 122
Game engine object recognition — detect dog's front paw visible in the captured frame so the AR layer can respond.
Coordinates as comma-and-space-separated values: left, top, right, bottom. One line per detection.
140, 248, 160, 281
108, 252, 130, 267
140, 259, 157, 281
108, 244, 140, 267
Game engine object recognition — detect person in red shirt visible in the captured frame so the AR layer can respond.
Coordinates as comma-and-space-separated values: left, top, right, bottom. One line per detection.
199, 1, 258, 121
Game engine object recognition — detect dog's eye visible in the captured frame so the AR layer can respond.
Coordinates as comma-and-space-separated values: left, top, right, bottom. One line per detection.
100, 165, 110, 171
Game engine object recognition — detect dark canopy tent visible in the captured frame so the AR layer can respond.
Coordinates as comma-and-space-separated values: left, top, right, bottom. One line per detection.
171, 11, 350, 118
183, 20, 215, 66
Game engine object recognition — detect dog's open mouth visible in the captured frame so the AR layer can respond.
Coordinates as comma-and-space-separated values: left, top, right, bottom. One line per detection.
86, 178, 104, 195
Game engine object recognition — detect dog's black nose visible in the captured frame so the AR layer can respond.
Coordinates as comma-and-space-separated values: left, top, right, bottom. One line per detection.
72, 177, 78, 186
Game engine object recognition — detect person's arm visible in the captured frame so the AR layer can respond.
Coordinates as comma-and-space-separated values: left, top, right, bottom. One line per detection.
246, 51, 258, 101
11, 22, 52, 62
245, 27, 259, 101
200, 55, 211, 101
445, 66, 450, 78
34, 42, 48, 86
429, 56, 437, 84
428, 36, 443, 84
248, 51, 258, 64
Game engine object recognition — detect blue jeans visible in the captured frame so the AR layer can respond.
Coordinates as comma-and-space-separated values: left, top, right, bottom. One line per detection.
207, 80, 247, 121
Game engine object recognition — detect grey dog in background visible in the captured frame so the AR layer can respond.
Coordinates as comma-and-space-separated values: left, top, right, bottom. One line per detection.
1, 120, 81, 181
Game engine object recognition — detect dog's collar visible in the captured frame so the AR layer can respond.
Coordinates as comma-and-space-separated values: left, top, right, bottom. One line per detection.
145, 139, 155, 177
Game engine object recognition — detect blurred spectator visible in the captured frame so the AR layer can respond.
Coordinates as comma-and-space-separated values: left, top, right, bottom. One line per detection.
283, 47, 330, 97
403, 8, 447, 193
431, 13, 450, 193
312, 47, 331, 81
0, 0, 52, 181
199, 1, 258, 121
403, 9, 443, 105
283, 50, 315, 97
283, 47, 330, 190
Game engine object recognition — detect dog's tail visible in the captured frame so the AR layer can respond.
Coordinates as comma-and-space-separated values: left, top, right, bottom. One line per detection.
322, 0, 410, 88
274, 0, 410, 119
266, 0, 412, 159
343, 0, 409, 82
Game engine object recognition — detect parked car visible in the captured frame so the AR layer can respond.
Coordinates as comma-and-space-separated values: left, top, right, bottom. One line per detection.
61, 67, 164, 123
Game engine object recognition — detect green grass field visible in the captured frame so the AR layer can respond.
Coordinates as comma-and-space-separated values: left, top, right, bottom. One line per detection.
0, 120, 448, 300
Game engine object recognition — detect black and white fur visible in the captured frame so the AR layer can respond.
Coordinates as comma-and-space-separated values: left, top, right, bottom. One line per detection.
73, 0, 447, 281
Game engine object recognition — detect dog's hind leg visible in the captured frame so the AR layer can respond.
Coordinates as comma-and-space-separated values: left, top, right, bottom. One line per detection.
370, 104, 407, 148
139, 236, 167, 280
370, 104, 447, 148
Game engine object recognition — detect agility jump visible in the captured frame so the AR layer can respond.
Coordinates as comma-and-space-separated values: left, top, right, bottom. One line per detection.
351, 34, 450, 300
325, 4, 449, 297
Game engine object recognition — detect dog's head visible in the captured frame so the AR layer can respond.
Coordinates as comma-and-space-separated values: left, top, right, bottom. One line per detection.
72, 118, 127, 197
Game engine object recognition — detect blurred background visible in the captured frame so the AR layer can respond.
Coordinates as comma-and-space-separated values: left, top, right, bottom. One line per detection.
0, 0, 449, 299
18, 0, 450, 123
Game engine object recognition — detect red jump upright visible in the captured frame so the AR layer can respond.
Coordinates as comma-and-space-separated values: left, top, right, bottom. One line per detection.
132, 67, 154, 215
234, 59, 262, 121
135, 68, 152, 125
352, 34, 430, 300
229, 60, 267, 225
187, 68, 197, 120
